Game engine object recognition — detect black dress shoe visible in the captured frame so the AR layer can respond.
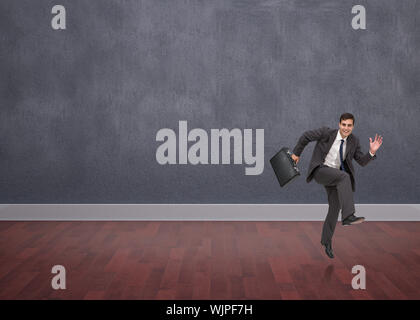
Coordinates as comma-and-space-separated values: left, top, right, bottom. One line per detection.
323, 242, 334, 259
342, 214, 365, 226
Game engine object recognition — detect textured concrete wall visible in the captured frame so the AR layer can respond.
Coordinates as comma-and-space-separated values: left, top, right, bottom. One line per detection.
1, 0, 419, 203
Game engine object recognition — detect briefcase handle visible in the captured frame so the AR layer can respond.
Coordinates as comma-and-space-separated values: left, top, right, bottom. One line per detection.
285, 149, 300, 172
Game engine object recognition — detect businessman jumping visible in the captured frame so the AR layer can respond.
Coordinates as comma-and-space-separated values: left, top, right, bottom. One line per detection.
291, 113, 383, 259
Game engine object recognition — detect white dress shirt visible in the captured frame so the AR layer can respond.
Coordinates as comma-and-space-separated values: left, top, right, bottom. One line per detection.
324, 131, 347, 169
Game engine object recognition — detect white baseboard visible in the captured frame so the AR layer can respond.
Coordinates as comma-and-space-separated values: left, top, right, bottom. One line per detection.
0, 204, 419, 221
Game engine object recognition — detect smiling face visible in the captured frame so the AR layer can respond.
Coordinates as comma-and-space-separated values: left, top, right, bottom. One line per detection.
339, 119, 354, 138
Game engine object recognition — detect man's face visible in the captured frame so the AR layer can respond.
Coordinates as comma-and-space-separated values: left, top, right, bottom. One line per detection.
339, 119, 354, 138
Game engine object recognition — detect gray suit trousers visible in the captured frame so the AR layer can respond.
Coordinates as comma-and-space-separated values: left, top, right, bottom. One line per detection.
313, 165, 356, 245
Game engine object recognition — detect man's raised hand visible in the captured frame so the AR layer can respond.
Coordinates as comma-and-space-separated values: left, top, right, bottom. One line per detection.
369, 134, 383, 154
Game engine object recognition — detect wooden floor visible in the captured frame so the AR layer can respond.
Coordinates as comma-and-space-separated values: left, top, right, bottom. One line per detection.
0, 221, 419, 300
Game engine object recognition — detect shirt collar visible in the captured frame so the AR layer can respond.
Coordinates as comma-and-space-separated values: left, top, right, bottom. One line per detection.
336, 130, 348, 141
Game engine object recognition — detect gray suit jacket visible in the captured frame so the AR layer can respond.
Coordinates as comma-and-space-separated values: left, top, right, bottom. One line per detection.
292, 126, 376, 191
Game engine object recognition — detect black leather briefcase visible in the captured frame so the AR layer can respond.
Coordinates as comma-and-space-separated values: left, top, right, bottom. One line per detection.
270, 147, 300, 187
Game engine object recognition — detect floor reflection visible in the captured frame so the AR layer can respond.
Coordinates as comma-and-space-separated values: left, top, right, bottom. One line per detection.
322, 264, 335, 282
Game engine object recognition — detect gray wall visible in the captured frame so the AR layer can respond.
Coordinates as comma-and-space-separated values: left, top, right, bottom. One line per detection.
1, 0, 419, 204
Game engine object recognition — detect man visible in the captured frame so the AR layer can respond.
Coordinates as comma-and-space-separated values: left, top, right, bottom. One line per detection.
291, 113, 383, 259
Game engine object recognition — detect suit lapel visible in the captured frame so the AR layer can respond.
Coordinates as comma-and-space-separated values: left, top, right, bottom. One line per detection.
326, 129, 337, 151
345, 134, 354, 158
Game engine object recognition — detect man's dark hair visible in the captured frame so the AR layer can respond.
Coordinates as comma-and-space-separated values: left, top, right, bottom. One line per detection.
339, 113, 355, 125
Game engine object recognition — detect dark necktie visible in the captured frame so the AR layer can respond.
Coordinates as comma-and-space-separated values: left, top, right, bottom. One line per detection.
339, 139, 345, 171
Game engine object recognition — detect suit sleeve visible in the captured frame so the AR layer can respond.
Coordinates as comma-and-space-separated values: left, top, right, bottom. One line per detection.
292, 127, 329, 157
353, 137, 377, 167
